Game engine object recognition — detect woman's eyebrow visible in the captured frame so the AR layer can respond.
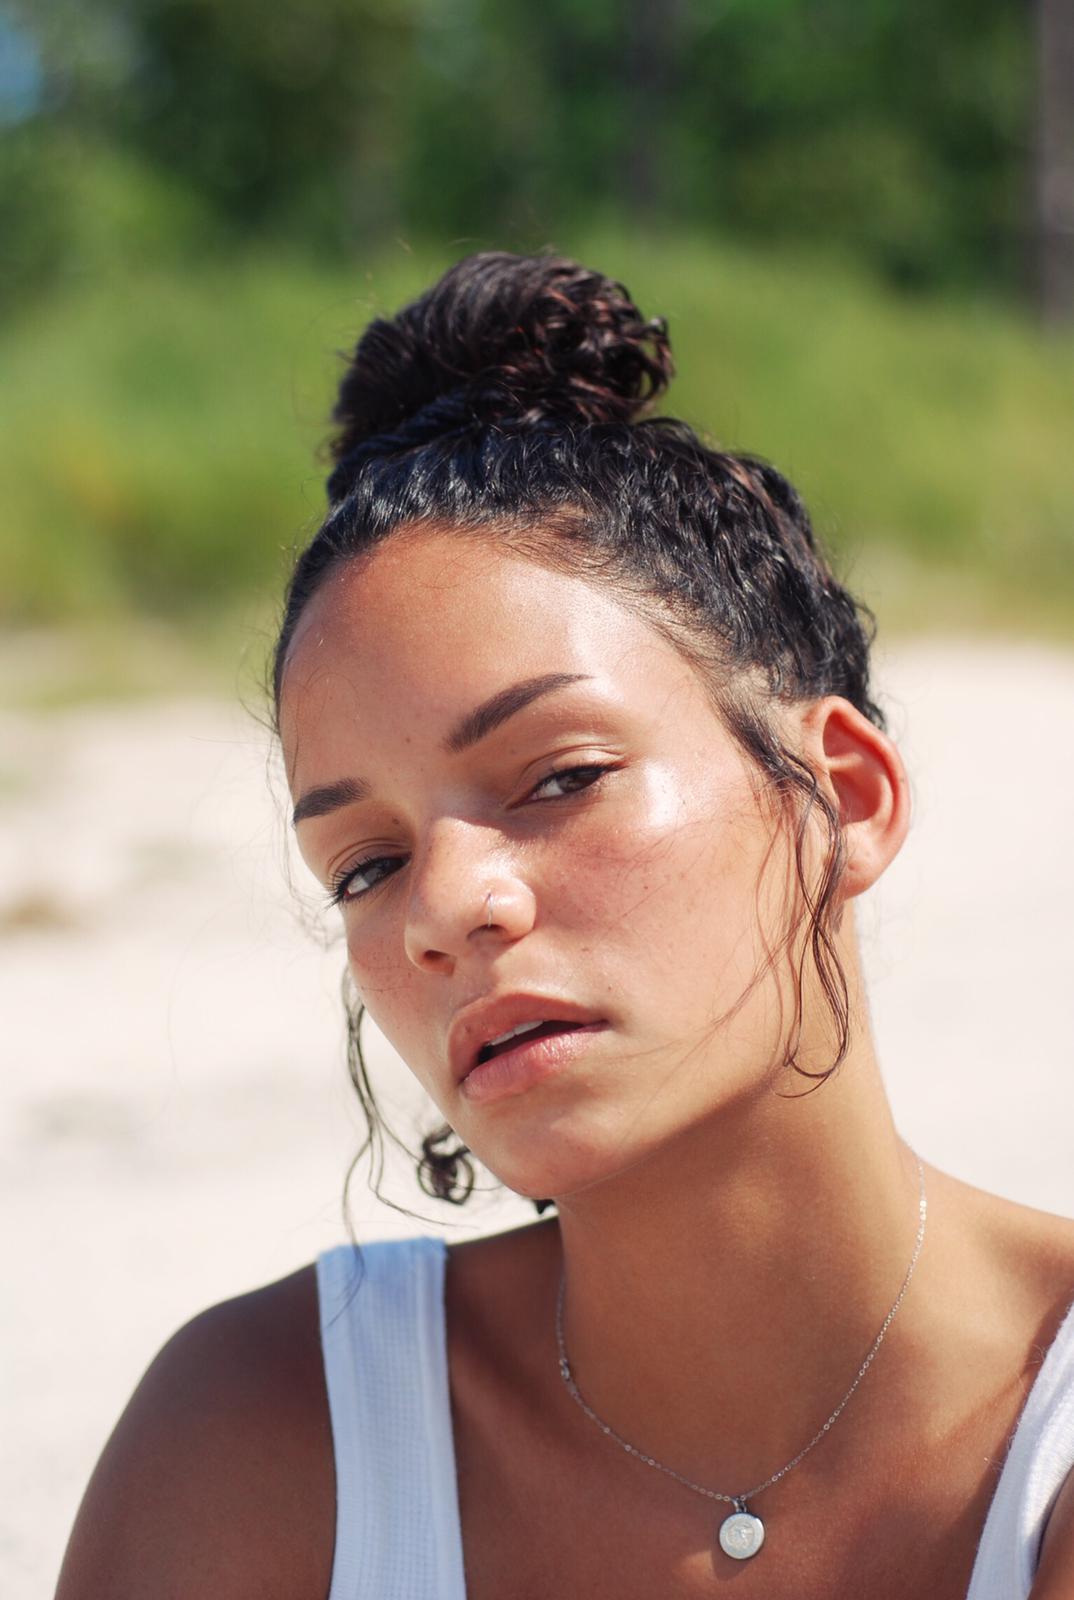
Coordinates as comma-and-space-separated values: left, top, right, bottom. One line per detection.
444, 671, 591, 754
292, 672, 591, 827
292, 776, 370, 827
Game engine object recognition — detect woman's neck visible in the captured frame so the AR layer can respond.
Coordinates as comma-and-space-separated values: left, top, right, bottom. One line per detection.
552, 1046, 924, 1494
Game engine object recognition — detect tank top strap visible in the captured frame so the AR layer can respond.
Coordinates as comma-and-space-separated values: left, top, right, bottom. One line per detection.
317, 1237, 466, 1600
966, 1295, 1074, 1599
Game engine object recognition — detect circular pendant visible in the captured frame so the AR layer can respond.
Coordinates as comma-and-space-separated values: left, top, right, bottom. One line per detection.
718, 1508, 765, 1561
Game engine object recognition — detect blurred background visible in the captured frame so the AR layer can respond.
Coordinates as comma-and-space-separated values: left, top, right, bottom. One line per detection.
2, 0, 1074, 663
1, 3, 1072, 1596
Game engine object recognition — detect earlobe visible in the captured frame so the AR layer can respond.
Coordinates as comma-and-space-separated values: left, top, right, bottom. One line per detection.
799, 697, 911, 900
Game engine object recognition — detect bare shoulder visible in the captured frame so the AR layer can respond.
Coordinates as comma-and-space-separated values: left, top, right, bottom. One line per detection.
932, 1166, 1074, 1318
964, 1190, 1074, 1597
55, 1264, 334, 1600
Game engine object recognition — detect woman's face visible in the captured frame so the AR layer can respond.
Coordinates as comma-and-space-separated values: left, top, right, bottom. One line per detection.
280, 528, 812, 1201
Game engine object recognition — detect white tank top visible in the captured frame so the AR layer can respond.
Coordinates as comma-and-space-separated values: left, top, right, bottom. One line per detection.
316, 1238, 1074, 1599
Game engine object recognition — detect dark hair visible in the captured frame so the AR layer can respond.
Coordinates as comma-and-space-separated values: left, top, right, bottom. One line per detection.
273, 250, 883, 1213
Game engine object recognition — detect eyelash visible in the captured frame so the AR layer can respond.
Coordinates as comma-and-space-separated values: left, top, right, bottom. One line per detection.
325, 762, 617, 908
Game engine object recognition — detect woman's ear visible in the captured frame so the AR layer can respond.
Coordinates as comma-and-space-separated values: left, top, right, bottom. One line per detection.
797, 697, 911, 900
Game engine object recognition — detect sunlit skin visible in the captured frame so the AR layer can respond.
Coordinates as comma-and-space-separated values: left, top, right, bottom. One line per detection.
278, 527, 1074, 1594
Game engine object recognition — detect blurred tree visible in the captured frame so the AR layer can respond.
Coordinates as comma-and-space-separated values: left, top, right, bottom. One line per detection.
113, 0, 418, 242
1036, 0, 1074, 321
662, 0, 1031, 292
0, 0, 1043, 304
2, 0, 420, 259
621, 0, 686, 219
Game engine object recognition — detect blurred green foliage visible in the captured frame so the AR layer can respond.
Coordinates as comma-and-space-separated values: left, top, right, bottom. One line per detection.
0, 0, 1035, 307
0, 1, 1069, 646
2, 236, 1071, 633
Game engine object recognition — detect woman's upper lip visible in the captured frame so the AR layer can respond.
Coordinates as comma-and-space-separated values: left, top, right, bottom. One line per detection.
448, 994, 607, 1083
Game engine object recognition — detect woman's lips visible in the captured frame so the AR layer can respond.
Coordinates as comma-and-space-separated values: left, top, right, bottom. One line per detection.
448, 994, 609, 1084
478, 1018, 584, 1062
459, 1020, 608, 1104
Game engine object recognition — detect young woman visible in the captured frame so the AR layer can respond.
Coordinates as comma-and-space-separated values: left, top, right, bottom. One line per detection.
57, 253, 1074, 1599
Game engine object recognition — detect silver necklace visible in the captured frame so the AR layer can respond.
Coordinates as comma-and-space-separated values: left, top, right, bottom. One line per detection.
555, 1156, 927, 1562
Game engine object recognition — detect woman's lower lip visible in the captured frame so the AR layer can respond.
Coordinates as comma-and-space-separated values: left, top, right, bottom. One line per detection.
460, 1022, 608, 1104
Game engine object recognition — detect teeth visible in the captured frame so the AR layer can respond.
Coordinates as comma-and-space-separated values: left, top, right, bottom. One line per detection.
485, 1019, 547, 1050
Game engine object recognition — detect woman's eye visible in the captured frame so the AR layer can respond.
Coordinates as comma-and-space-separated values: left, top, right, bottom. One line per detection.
529, 763, 614, 801
329, 855, 403, 906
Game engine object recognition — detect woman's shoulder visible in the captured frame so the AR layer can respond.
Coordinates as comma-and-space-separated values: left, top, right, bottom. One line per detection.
948, 1171, 1074, 1313
953, 1182, 1074, 1595
56, 1263, 334, 1600
933, 1170, 1074, 1392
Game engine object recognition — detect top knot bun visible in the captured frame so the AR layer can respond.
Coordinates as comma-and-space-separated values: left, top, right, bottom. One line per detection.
328, 252, 673, 498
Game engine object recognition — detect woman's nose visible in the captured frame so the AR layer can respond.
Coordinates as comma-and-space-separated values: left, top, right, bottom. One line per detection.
402, 829, 537, 975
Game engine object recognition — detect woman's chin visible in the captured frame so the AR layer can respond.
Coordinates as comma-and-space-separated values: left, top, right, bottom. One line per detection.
477, 1127, 652, 1208
457, 1056, 699, 1203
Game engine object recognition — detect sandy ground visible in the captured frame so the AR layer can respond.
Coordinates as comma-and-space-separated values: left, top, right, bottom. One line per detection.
2, 636, 1073, 1597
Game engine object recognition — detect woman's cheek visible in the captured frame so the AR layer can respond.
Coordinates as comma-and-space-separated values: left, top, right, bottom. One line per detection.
565, 765, 729, 915
345, 944, 440, 1094
345, 919, 408, 1004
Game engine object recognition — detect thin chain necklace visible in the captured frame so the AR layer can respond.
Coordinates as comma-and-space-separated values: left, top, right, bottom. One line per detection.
555, 1156, 927, 1562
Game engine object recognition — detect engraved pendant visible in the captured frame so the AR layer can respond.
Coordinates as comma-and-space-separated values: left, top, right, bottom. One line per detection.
718, 1502, 765, 1560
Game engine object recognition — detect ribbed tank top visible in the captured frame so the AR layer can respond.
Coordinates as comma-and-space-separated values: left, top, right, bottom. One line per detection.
316, 1238, 1074, 1599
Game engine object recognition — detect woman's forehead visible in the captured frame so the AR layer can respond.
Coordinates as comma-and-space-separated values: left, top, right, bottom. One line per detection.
281, 533, 690, 714
277, 533, 714, 785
